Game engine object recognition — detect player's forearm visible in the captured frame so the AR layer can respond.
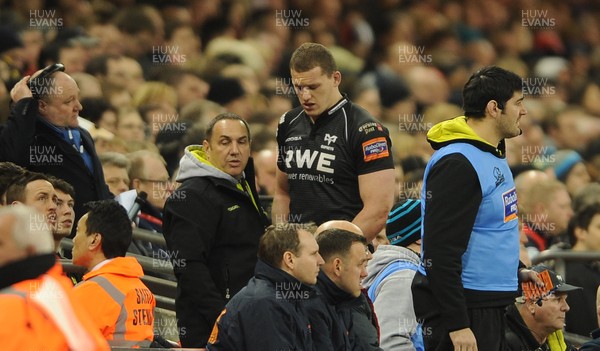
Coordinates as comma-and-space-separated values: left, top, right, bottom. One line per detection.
352, 207, 388, 242
271, 193, 290, 224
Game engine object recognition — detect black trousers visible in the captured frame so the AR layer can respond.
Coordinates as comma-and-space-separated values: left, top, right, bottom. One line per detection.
423, 306, 507, 351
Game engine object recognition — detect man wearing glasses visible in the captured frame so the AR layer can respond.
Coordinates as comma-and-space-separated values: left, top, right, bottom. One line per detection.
127, 150, 172, 256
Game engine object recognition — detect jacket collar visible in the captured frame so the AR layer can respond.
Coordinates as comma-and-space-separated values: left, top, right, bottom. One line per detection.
316, 270, 355, 305
0, 254, 55, 290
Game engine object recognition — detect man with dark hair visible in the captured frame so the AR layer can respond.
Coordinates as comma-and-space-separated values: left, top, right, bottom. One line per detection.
565, 203, 600, 336
273, 42, 395, 242
306, 226, 376, 350
0, 161, 27, 205
6, 171, 57, 229
48, 176, 75, 252
72, 200, 155, 347
412, 66, 541, 350
207, 223, 323, 350
1, 66, 111, 234
163, 112, 270, 347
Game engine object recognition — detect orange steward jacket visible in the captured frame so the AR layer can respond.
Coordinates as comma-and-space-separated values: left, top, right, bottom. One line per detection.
0, 254, 109, 351
74, 256, 156, 347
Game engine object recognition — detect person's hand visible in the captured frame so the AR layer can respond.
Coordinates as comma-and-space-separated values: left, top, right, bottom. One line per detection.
449, 328, 478, 351
10, 75, 33, 102
519, 268, 544, 287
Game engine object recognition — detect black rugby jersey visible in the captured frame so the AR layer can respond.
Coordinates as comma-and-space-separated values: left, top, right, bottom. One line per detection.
276, 96, 394, 225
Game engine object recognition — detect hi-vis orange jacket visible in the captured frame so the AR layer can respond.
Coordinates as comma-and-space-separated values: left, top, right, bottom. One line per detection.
73, 256, 156, 347
0, 255, 109, 351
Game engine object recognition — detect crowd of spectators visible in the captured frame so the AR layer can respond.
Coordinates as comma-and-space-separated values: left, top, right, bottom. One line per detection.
2, 0, 600, 346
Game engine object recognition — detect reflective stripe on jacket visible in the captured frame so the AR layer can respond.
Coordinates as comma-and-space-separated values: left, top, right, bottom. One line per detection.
74, 256, 155, 346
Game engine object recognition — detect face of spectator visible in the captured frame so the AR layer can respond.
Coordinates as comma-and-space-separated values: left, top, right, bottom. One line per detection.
133, 157, 172, 210
555, 113, 584, 150
575, 214, 600, 251
99, 110, 118, 135
254, 149, 277, 195
121, 58, 145, 95
103, 165, 130, 197
545, 189, 573, 236
531, 293, 570, 335
15, 180, 57, 228
565, 162, 591, 197
497, 90, 527, 140
176, 74, 208, 109
37, 72, 83, 128
354, 88, 382, 120
117, 111, 146, 142
203, 119, 250, 180
337, 242, 369, 297
291, 66, 342, 120
0, 215, 28, 267
289, 229, 324, 285
59, 46, 86, 74
54, 190, 74, 238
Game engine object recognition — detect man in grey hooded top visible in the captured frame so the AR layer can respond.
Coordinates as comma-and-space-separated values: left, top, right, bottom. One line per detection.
363, 198, 423, 351
162, 113, 270, 348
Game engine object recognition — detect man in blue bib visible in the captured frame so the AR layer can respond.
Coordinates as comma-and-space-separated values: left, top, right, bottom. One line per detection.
412, 66, 541, 351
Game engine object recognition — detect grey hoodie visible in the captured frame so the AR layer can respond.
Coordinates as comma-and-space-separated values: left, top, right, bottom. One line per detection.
363, 245, 421, 351
176, 145, 242, 184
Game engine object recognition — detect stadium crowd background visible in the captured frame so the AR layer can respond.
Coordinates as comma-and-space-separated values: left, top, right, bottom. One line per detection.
0, 0, 599, 193
1, 0, 600, 344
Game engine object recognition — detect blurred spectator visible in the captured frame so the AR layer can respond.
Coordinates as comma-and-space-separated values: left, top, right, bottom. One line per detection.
583, 139, 600, 182
116, 107, 146, 143
551, 149, 592, 198
543, 106, 590, 151
80, 97, 118, 134
71, 72, 103, 99
253, 148, 277, 196
522, 179, 574, 258
99, 152, 131, 198
0, 161, 26, 206
0, 25, 25, 90
579, 286, 600, 350
157, 67, 208, 110
206, 76, 252, 119
565, 203, 600, 336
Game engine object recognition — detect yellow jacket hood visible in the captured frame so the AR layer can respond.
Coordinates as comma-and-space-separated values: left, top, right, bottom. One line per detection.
427, 116, 506, 157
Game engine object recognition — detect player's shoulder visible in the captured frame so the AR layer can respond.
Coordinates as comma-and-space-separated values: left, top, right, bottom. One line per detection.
278, 106, 305, 127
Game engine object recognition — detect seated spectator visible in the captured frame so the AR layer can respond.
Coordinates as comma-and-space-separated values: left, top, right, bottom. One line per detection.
306, 227, 379, 350
128, 150, 171, 255
565, 203, 600, 336
505, 265, 580, 351
314, 220, 381, 350
363, 198, 424, 350
207, 223, 323, 350
72, 200, 156, 347
99, 152, 131, 198
0, 205, 109, 351
552, 150, 592, 198
521, 179, 574, 258
116, 107, 146, 143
